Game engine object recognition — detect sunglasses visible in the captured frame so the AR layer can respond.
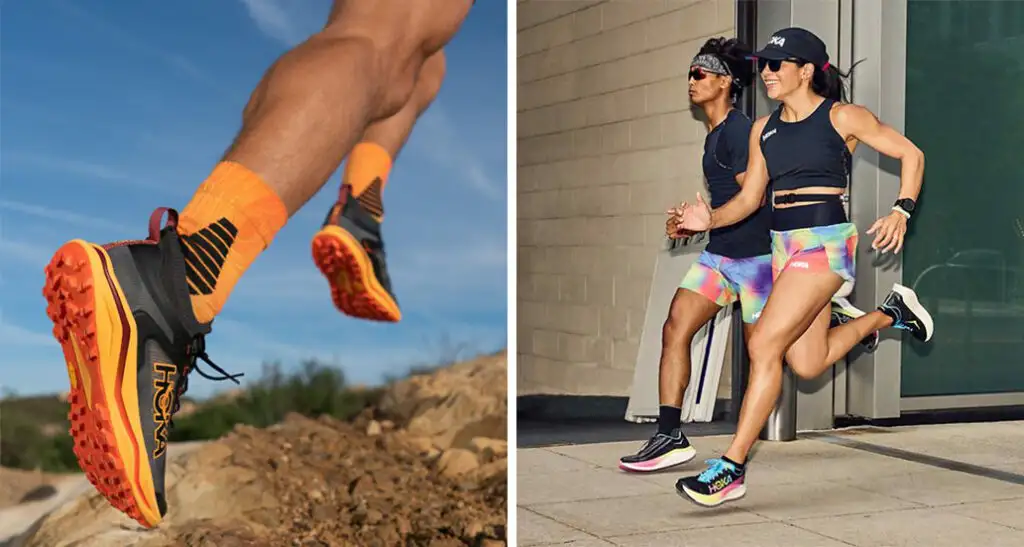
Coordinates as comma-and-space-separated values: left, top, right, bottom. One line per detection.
688, 68, 725, 81
757, 57, 803, 72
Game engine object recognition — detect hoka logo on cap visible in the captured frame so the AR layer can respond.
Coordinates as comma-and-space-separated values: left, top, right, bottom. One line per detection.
768, 35, 786, 47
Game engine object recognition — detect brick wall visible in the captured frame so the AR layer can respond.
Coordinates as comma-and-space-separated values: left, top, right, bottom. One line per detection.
517, 0, 738, 396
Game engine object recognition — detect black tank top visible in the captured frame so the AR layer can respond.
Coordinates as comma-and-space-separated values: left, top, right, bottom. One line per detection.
759, 98, 850, 192
702, 109, 771, 258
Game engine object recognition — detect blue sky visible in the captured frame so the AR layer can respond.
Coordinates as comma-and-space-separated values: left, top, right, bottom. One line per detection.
0, 0, 508, 398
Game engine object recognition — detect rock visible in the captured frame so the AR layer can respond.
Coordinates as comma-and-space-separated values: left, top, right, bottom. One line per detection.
468, 438, 508, 462
365, 420, 382, 436
471, 459, 508, 483
436, 449, 480, 478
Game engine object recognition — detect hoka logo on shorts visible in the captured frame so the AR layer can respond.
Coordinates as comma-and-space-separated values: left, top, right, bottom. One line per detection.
769, 35, 786, 47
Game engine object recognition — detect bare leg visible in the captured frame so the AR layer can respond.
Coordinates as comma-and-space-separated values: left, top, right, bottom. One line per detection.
620, 288, 720, 472
724, 269, 843, 464
659, 289, 722, 407
225, 0, 472, 216
175, 0, 472, 323
788, 309, 893, 379
360, 50, 447, 158
311, 50, 449, 323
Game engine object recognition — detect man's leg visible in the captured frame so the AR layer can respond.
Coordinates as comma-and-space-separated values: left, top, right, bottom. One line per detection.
311, 50, 447, 322
42, 0, 474, 528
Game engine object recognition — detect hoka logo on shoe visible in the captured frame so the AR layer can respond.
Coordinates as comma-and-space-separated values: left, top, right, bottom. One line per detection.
709, 475, 733, 493
152, 362, 177, 459
181, 218, 238, 295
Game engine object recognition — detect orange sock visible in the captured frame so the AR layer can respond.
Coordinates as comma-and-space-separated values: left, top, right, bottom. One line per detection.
343, 142, 392, 221
177, 162, 287, 323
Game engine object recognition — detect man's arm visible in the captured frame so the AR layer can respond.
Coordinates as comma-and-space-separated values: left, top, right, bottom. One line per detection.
709, 116, 771, 229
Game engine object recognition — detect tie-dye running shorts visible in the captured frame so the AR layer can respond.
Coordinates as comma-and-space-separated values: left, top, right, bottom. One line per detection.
770, 222, 858, 282
679, 251, 774, 323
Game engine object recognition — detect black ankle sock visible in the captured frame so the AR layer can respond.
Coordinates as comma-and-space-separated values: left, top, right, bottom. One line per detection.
658, 405, 682, 434
722, 455, 745, 471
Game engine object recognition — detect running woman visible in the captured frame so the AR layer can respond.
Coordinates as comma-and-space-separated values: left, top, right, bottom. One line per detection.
40, 0, 477, 528
671, 27, 934, 507
618, 37, 878, 474
618, 38, 770, 473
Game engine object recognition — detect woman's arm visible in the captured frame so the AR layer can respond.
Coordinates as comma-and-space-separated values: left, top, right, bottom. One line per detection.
836, 104, 925, 203
835, 104, 925, 253
708, 116, 771, 229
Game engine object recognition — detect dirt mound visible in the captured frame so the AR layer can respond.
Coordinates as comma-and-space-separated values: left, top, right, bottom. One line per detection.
20, 352, 508, 546
378, 351, 507, 449
0, 468, 72, 509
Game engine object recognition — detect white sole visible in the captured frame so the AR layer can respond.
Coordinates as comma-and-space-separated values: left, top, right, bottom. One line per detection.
892, 283, 934, 342
834, 279, 854, 299
678, 483, 747, 507
832, 296, 865, 318
619, 446, 696, 473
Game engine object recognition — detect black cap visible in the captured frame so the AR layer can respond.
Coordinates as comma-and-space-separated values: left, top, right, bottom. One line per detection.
750, 27, 829, 68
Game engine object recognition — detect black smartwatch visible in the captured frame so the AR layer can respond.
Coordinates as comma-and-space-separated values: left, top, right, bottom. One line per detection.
893, 198, 915, 219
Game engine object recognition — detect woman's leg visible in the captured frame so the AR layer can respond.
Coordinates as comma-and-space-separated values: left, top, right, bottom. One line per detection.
724, 268, 842, 464
675, 266, 841, 506
788, 307, 892, 380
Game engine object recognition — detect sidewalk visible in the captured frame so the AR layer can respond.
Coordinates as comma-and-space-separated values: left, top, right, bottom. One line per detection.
518, 421, 1024, 546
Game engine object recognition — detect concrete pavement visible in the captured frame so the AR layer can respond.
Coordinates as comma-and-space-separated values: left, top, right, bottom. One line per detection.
518, 420, 1024, 546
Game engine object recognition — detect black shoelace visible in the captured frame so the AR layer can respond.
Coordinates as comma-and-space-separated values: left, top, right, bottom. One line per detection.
168, 336, 243, 423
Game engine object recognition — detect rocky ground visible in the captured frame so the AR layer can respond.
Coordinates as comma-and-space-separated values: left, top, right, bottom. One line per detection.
0, 469, 71, 509
15, 351, 507, 547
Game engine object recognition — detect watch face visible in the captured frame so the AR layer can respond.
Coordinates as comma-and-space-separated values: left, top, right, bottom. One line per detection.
898, 199, 915, 212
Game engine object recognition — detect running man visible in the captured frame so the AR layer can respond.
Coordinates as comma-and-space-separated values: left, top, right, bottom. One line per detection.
618, 37, 772, 473
42, 0, 475, 528
671, 27, 934, 507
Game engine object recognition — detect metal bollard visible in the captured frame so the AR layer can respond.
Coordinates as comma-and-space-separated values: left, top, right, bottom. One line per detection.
760, 365, 797, 441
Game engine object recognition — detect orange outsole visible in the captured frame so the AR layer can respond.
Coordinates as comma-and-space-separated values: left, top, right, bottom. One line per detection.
311, 226, 401, 322
42, 240, 161, 528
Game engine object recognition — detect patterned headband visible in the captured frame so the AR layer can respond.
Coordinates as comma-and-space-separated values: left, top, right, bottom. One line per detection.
690, 53, 732, 77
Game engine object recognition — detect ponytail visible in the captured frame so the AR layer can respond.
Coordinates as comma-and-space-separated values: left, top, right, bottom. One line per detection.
810, 58, 865, 103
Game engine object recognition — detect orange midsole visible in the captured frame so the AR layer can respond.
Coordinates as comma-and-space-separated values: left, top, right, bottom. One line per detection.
315, 226, 400, 317
63, 240, 158, 524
